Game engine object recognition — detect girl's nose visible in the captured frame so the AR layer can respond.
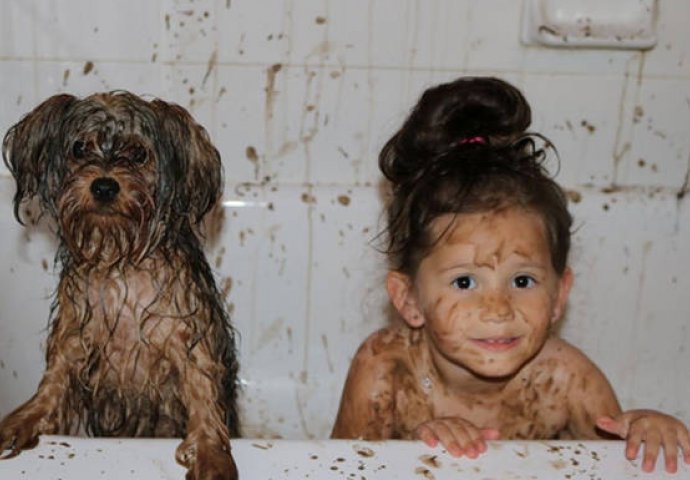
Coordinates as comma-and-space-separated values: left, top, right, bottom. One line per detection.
479, 291, 514, 323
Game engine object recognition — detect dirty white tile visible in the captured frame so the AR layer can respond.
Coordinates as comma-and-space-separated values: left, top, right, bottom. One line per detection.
297, 67, 390, 186
280, 0, 450, 70
563, 188, 690, 427
297, 0, 370, 68
216, 64, 310, 184
34, 0, 161, 62
460, 0, 525, 72
304, 185, 388, 438
160, 0, 219, 64
522, 41, 640, 77
0, 178, 59, 417
215, 0, 291, 65
0, 1, 39, 58
308, 69, 504, 185
523, 73, 629, 188
365, 0, 433, 70
0, 61, 38, 177
218, 0, 516, 72
614, 77, 690, 190
210, 184, 311, 438
642, 0, 690, 78
33, 61, 166, 99
162, 63, 218, 135
214, 65, 271, 184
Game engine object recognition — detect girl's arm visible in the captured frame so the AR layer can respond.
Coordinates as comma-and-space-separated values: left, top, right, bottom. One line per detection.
565, 349, 690, 473
564, 355, 622, 439
597, 410, 690, 473
331, 336, 397, 440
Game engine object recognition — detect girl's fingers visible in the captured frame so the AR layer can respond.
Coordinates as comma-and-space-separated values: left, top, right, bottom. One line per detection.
626, 426, 643, 460
464, 424, 487, 455
596, 415, 626, 438
661, 431, 679, 474
481, 428, 501, 441
640, 429, 661, 473
417, 420, 496, 459
433, 421, 464, 457
678, 427, 690, 465
417, 424, 439, 448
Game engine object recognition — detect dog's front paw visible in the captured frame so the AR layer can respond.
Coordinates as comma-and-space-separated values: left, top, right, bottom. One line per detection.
0, 411, 45, 459
191, 444, 238, 480
176, 440, 238, 480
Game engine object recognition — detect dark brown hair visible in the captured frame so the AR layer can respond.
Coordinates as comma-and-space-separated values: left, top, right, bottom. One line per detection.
379, 76, 572, 276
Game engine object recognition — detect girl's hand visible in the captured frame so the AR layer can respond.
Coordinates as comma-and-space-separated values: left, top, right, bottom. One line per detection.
596, 410, 690, 473
416, 417, 500, 458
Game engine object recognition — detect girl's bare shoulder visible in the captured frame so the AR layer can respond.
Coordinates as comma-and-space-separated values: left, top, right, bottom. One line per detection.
353, 324, 424, 366
529, 336, 606, 380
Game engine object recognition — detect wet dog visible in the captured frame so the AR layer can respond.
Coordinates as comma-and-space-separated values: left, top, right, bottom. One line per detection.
0, 91, 239, 480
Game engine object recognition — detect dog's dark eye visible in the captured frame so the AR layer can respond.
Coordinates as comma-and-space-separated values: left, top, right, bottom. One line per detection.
130, 146, 147, 163
72, 141, 86, 159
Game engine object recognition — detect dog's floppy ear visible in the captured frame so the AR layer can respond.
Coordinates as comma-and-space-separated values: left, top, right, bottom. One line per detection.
151, 100, 222, 225
2, 94, 78, 223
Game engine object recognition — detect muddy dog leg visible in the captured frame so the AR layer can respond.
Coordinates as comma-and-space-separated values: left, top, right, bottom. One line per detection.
170, 343, 238, 480
0, 337, 78, 458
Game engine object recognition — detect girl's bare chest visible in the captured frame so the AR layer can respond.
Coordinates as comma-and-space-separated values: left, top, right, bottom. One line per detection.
394, 372, 571, 440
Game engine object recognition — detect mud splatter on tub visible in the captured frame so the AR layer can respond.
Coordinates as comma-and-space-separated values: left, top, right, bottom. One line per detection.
419, 454, 441, 468
414, 466, 435, 479
354, 445, 375, 457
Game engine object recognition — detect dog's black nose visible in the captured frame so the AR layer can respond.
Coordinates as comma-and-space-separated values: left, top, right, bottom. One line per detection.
90, 177, 120, 203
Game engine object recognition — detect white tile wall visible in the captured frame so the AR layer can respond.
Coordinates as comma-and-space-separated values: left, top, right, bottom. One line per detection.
1, 0, 689, 440
33, 1, 161, 62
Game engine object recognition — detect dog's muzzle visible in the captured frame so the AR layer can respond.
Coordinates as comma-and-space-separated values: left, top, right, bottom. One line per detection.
90, 177, 120, 203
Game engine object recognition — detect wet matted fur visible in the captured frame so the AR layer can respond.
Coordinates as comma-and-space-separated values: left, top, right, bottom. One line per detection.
0, 91, 240, 480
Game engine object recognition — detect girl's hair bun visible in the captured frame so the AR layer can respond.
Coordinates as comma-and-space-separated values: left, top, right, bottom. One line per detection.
378, 76, 570, 277
380, 77, 532, 185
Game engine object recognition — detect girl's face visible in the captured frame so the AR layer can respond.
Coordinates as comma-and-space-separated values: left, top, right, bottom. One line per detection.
396, 208, 571, 379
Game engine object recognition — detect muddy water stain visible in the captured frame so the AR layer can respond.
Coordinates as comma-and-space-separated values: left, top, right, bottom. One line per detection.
354, 445, 375, 457
419, 454, 441, 468
414, 467, 435, 479
565, 189, 581, 203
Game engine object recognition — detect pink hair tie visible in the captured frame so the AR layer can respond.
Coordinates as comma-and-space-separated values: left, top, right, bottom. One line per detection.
460, 136, 486, 145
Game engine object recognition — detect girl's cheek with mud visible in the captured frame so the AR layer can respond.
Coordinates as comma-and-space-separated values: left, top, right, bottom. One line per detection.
425, 297, 472, 352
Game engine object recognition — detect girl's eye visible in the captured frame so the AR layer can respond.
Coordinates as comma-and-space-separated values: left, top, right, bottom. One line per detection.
512, 275, 536, 289
452, 275, 476, 290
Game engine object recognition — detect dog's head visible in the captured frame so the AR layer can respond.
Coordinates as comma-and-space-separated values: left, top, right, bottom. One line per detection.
2, 91, 222, 265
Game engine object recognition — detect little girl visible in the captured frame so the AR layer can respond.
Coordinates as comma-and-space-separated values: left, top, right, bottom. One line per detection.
331, 76, 690, 473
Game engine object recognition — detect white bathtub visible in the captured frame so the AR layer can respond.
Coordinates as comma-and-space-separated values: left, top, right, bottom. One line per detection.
1, 435, 688, 479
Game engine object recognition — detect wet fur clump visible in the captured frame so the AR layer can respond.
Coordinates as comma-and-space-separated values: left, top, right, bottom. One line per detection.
0, 91, 239, 480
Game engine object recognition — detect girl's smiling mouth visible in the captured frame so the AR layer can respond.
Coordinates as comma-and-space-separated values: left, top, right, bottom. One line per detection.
471, 337, 522, 351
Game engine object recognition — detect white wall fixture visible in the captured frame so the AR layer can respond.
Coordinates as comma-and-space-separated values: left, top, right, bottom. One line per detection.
522, 0, 658, 49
